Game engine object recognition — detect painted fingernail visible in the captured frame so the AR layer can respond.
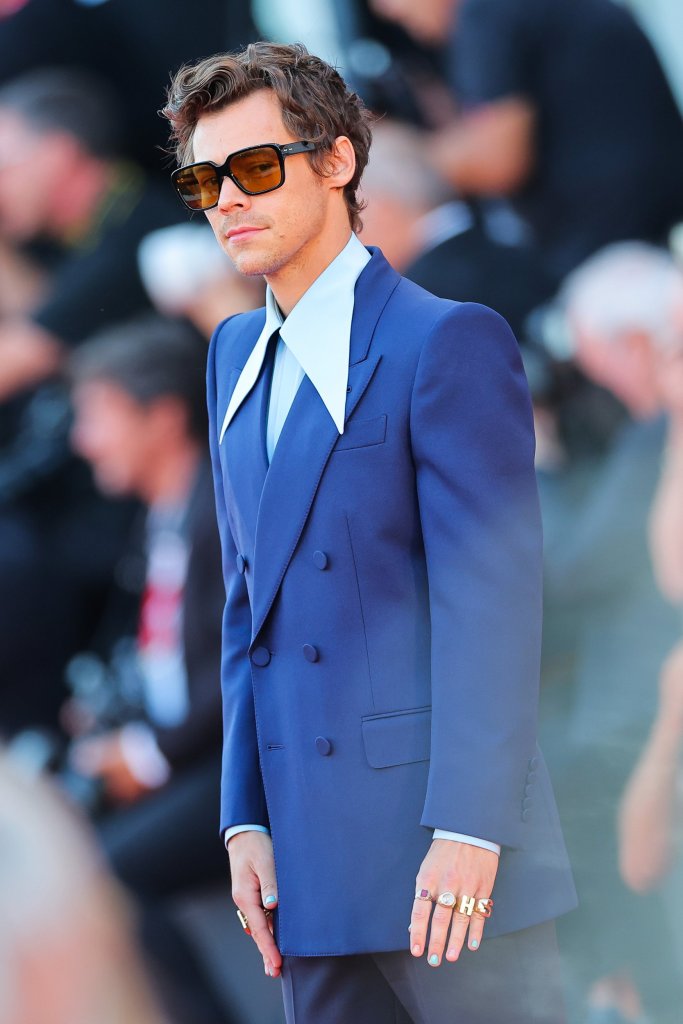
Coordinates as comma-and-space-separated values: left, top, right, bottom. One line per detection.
264, 895, 277, 907
268, 967, 275, 977
429, 954, 439, 966
470, 939, 479, 950
412, 944, 421, 956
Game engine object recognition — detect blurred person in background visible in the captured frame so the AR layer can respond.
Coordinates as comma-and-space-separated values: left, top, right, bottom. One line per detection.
371, 0, 683, 284
138, 223, 264, 340
359, 118, 553, 338
0, 67, 180, 741
0, 749, 166, 1024
67, 316, 223, 897
619, 640, 683, 894
0, 0, 257, 177
65, 315, 235, 1024
0, 66, 180, 400
645, 249, 683, 602
541, 243, 683, 1023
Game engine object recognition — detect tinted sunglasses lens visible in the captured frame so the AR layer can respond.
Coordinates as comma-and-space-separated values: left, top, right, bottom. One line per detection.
174, 164, 219, 210
230, 146, 283, 194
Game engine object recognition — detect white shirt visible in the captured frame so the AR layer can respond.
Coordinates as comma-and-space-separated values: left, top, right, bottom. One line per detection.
223, 233, 500, 857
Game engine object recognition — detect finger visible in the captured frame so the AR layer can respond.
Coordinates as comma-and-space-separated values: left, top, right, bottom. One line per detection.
260, 876, 279, 912
409, 886, 436, 957
445, 902, 471, 962
427, 903, 456, 966
466, 895, 493, 953
246, 905, 282, 971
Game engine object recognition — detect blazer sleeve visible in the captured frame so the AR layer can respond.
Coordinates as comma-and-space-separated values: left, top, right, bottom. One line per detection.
207, 322, 269, 837
410, 302, 542, 849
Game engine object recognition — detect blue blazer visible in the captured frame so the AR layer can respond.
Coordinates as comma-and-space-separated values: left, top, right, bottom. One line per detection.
207, 248, 577, 957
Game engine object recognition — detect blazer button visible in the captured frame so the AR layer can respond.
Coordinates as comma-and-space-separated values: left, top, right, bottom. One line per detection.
303, 643, 319, 663
313, 550, 329, 570
315, 736, 332, 756
236, 554, 247, 574
251, 647, 271, 667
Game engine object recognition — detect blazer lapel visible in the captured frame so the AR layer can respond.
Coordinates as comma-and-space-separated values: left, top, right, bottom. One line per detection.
221, 326, 272, 562
250, 249, 401, 643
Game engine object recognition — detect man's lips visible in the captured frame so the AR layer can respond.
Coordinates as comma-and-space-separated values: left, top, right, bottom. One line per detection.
226, 225, 266, 241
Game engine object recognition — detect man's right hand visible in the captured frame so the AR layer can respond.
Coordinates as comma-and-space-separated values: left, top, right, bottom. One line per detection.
228, 830, 282, 978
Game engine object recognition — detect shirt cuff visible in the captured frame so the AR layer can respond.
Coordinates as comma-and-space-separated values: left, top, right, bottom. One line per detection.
433, 829, 501, 856
119, 722, 171, 789
224, 823, 270, 851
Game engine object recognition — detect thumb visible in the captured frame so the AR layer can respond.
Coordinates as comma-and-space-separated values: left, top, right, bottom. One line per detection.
260, 876, 278, 910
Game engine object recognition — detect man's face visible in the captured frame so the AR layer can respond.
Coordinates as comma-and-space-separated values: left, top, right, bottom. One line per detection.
71, 381, 159, 497
0, 111, 71, 240
192, 90, 330, 280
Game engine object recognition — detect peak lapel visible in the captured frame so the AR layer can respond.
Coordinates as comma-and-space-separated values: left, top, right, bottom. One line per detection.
222, 341, 272, 559
250, 249, 401, 643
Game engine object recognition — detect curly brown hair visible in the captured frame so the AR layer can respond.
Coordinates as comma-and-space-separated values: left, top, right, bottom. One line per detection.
162, 42, 374, 233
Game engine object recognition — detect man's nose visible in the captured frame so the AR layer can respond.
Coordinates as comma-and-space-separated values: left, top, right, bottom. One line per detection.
216, 174, 251, 214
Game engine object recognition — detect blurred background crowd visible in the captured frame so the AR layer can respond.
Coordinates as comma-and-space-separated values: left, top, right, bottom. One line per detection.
1, 0, 683, 1022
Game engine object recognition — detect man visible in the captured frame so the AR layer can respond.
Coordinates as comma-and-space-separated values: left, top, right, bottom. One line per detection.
0, 68, 180, 739
371, 0, 683, 283
0, 67, 180, 400
542, 243, 683, 1022
164, 41, 577, 1023
67, 315, 235, 1024
0, 0, 257, 177
359, 119, 553, 339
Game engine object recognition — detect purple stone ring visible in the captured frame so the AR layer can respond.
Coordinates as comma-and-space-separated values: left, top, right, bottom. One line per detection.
414, 888, 434, 902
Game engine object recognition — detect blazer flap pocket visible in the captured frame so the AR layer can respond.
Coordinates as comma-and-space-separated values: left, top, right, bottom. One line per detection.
362, 706, 431, 769
334, 414, 387, 452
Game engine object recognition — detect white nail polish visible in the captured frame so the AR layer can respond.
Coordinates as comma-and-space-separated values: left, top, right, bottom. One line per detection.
470, 939, 479, 950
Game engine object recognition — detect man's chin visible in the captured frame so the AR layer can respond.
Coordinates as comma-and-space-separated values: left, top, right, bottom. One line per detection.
228, 251, 282, 279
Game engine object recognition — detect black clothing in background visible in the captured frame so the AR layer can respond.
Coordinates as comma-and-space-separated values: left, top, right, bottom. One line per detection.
32, 171, 180, 345
404, 208, 555, 341
0, 0, 257, 176
450, 0, 683, 281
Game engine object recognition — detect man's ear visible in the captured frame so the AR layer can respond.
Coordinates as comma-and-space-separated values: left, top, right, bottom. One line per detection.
323, 135, 356, 191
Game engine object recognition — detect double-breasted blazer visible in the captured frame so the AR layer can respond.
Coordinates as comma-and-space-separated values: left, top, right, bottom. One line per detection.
207, 247, 577, 957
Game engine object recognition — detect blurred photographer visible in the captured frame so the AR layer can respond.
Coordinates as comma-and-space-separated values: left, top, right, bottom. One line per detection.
65, 315, 225, 895
64, 314, 234, 1024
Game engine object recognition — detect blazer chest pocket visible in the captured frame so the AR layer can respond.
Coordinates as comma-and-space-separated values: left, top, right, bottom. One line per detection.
361, 706, 431, 768
334, 414, 387, 452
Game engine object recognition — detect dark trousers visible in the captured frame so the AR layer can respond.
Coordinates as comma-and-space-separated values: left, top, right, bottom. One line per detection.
281, 920, 565, 1024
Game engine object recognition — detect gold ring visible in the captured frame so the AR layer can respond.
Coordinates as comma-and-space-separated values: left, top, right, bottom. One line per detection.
436, 891, 457, 909
414, 888, 434, 902
473, 897, 494, 918
455, 895, 494, 918
236, 908, 250, 933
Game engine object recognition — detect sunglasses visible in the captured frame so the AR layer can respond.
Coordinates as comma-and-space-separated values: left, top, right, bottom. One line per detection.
171, 140, 318, 211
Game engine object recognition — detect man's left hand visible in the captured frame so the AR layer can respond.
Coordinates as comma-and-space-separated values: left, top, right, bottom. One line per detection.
410, 839, 499, 965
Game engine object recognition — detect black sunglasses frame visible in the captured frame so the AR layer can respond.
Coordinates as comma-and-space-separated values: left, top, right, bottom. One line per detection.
171, 140, 318, 211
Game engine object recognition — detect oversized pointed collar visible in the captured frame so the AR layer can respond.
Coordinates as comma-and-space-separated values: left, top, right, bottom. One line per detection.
219, 232, 371, 443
